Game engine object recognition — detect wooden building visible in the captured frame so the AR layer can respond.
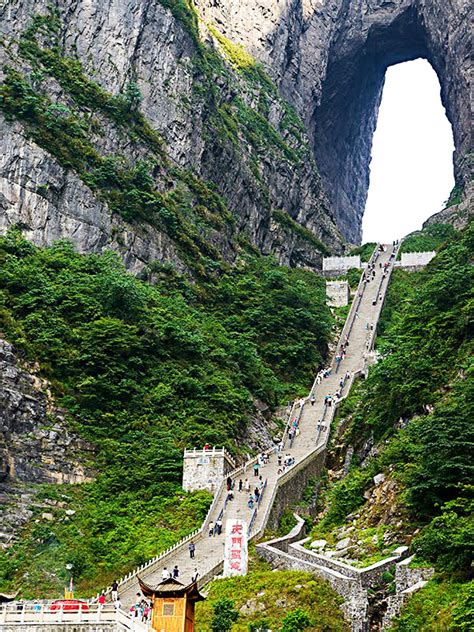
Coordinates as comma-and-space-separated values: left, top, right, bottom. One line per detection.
138, 576, 205, 632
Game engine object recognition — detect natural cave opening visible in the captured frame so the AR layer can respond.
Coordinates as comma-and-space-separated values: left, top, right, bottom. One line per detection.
362, 59, 455, 243
312, 6, 456, 244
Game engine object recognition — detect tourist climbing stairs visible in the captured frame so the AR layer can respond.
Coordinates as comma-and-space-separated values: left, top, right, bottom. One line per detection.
99, 244, 399, 609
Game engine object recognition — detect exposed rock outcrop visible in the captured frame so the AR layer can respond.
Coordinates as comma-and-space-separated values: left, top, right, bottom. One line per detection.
0, 338, 92, 486
0, 338, 93, 545
2, 1, 470, 263
423, 181, 474, 231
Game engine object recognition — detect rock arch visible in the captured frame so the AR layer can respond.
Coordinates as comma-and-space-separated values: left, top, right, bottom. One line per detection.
197, 0, 471, 242
311, 3, 464, 243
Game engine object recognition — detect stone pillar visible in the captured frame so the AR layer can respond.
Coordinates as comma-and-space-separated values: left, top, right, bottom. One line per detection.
182, 447, 236, 493
326, 280, 350, 307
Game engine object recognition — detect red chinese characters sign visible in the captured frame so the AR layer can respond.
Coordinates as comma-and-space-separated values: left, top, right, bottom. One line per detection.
223, 519, 248, 577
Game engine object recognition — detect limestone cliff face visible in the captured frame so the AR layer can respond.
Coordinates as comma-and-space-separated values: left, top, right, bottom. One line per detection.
0, 0, 343, 276
197, 0, 472, 243
0, 1, 470, 268
0, 338, 92, 485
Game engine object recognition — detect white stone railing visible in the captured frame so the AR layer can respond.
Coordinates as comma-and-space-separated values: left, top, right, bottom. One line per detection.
0, 602, 147, 630
96, 245, 395, 600
183, 446, 236, 467
248, 247, 399, 542
366, 242, 400, 351
324, 244, 379, 378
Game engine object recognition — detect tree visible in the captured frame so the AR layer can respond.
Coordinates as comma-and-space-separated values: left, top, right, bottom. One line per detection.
281, 608, 312, 632
125, 81, 142, 111
211, 598, 239, 632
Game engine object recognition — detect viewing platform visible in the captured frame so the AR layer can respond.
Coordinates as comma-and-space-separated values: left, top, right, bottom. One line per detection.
182, 447, 236, 493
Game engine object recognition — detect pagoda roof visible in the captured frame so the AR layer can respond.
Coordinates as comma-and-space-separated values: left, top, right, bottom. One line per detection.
0, 591, 18, 603
138, 576, 205, 603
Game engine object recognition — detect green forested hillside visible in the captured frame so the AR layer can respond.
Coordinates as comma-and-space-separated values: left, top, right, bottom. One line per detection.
398, 222, 457, 255
307, 222, 473, 627
0, 228, 331, 596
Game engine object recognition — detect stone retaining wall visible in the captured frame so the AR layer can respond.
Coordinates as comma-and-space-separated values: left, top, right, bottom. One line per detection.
400, 251, 435, 268
264, 447, 327, 531
381, 556, 434, 629
323, 255, 361, 273
256, 517, 369, 631
259, 514, 307, 553
290, 541, 409, 589
258, 542, 362, 600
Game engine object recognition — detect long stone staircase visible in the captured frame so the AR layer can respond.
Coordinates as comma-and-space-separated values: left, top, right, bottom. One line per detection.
101, 244, 399, 609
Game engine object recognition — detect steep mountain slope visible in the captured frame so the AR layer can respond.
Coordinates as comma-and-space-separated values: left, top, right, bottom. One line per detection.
303, 222, 473, 628
197, 0, 472, 240
0, 228, 333, 596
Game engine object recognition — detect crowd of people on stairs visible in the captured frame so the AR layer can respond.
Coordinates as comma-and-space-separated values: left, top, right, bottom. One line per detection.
100, 245, 396, 612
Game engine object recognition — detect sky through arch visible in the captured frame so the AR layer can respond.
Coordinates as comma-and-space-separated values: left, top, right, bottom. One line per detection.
362, 59, 455, 243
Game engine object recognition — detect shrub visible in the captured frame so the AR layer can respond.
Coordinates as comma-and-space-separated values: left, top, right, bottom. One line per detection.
211, 598, 239, 632
280, 608, 312, 631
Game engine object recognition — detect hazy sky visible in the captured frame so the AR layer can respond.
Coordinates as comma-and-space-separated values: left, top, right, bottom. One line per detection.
362, 59, 455, 243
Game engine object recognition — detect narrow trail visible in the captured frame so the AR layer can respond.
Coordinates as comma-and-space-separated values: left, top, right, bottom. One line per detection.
115, 244, 398, 608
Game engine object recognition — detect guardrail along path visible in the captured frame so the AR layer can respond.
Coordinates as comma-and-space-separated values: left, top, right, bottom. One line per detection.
115, 245, 398, 607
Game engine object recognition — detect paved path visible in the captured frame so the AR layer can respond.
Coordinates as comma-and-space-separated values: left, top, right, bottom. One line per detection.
117, 245, 397, 608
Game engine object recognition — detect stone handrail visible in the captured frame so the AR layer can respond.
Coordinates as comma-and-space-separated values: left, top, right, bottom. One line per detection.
247, 358, 371, 545
319, 244, 379, 383
287, 400, 306, 449
96, 247, 394, 601
100, 446, 277, 600
248, 478, 268, 535
366, 242, 400, 351
281, 399, 300, 449
245, 250, 393, 544
0, 603, 147, 630
183, 446, 236, 467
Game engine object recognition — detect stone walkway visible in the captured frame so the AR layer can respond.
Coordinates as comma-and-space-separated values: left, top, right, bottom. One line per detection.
116, 245, 397, 608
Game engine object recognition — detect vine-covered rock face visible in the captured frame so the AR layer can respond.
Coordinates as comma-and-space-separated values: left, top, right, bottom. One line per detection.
0, 337, 93, 487
197, 0, 472, 243
0, 0, 343, 276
